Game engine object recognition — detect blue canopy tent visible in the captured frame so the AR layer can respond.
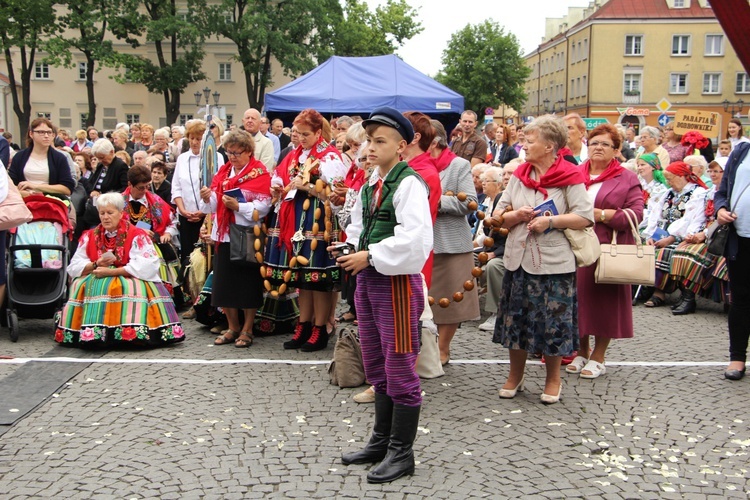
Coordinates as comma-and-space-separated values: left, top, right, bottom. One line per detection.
264, 55, 464, 126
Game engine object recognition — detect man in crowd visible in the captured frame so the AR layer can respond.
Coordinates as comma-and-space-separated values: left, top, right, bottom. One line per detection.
242, 108, 275, 170
450, 110, 488, 167
271, 118, 291, 149
483, 122, 497, 162
260, 116, 281, 164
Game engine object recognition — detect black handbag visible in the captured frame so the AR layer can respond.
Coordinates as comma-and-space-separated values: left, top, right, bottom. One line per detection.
707, 181, 750, 256
706, 223, 728, 256
229, 223, 265, 265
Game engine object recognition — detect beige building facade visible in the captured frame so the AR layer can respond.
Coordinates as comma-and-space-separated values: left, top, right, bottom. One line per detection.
523, 0, 746, 138
0, 8, 293, 136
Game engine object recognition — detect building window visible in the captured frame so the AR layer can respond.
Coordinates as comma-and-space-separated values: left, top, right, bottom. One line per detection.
218, 63, 232, 81
624, 35, 643, 56
736, 73, 750, 94
673, 0, 687, 7
624, 73, 642, 94
705, 34, 724, 56
125, 114, 141, 124
571, 78, 576, 98
583, 39, 588, 60
702, 73, 722, 94
179, 114, 193, 125
582, 75, 587, 96
78, 62, 87, 81
672, 35, 691, 56
35, 63, 50, 80
670, 73, 689, 94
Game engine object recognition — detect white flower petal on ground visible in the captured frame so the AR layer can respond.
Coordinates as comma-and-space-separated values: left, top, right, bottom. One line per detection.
8, 409, 19, 413
417, 426, 430, 434
548, 422, 566, 426
296, 415, 307, 423
463, 451, 472, 456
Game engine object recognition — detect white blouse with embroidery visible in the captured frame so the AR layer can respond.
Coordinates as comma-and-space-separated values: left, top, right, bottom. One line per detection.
68, 231, 162, 282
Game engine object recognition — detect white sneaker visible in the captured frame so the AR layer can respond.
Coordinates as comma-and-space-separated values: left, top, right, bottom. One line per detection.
478, 314, 497, 332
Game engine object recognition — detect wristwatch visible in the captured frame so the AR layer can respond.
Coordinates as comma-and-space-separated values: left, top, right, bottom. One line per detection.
367, 252, 374, 267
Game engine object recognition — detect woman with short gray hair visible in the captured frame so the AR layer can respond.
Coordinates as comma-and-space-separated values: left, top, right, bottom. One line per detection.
637, 126, 670, 170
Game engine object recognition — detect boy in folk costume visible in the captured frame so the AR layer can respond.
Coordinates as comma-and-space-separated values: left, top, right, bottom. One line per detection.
332, 107, 432, 483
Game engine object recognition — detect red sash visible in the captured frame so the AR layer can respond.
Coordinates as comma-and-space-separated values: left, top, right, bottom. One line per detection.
579, 158, 624, 188
85, 218, 145, 266
513, 151, 586, 199
211, 158, 271, 240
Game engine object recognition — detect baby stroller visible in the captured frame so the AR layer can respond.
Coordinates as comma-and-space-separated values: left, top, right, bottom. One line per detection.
6, 195, 71, 341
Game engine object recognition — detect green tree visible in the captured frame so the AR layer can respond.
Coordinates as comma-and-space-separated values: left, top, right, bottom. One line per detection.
0, 0, 59, 140
199, 0, 342, 110
437, 20, 530, 115
113, 0, 206, 126
45, 0, 123, 128
333, 0, 422, 57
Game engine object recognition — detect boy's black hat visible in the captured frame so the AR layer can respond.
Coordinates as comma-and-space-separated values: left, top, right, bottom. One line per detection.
362, 107, 414, 144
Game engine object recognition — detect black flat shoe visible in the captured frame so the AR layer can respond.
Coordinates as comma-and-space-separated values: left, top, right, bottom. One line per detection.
724, 368, 746, 381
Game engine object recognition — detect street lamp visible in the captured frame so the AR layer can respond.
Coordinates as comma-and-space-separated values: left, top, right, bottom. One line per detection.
723, 99, 744, 118
555, 99, 566, 114
195, 88, 221, 118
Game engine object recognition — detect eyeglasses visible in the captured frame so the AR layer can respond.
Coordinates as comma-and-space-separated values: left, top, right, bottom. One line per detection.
33, 130, 54, 136
226, 150, 246, 157
589, 141, 614, 149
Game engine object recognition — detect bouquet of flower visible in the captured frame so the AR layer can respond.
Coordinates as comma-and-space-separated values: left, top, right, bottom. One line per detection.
680, 130, 710, 156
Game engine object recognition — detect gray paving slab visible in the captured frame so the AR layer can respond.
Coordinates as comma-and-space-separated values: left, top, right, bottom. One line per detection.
0, 294, 748, 498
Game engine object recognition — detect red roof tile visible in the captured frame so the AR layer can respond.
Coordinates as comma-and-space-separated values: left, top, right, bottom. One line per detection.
592, 0, 715, 19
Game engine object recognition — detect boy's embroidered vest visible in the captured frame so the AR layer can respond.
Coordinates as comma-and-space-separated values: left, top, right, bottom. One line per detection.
359, 161, 418, 251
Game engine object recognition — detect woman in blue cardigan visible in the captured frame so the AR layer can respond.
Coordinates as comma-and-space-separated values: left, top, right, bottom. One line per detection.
9, 117, 75, 198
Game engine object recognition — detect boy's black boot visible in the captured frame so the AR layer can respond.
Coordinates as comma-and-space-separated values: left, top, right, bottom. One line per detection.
366, 404, 420, 484
342, 393, 393, 465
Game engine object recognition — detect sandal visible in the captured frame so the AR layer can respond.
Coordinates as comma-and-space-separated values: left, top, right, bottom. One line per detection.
565, 356, 589, 373
579, 360, 606, 379
214, 330, 239, 345
644, 296, 665, 308
336, 312, 357, 323
235, 332, 254, 348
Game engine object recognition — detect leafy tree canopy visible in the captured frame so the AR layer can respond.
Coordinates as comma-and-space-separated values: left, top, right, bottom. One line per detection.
437, 20, 530, 115
333, 0, 423, 57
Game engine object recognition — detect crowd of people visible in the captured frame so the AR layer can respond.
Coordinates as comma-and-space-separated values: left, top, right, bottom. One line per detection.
2, 105, 750, 482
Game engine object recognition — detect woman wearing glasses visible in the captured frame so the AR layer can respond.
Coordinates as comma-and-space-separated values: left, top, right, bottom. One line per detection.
8, 117, 75, 199
570, 124, 643, 379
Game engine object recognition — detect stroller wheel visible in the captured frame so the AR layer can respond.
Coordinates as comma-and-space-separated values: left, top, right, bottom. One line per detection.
8, 311, 19, 342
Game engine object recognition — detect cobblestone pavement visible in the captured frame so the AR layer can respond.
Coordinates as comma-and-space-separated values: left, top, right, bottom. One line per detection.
0, 293, 748, 499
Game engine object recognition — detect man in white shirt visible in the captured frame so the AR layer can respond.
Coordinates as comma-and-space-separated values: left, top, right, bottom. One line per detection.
242, 108, 275, 171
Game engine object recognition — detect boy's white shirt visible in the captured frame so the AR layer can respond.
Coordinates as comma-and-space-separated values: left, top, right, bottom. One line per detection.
345, 164, 433, 276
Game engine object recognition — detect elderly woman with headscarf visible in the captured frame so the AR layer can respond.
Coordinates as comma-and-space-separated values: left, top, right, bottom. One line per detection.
636, 153, 669, 233
55, 192, 184, 347
643, 161, 709, 308
667, 157, 727, 315
493, 115, 594, 404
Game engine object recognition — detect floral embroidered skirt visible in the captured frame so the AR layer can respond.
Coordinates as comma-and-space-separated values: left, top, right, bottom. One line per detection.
55, 275, 184, 348
492, 268, 579, 357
